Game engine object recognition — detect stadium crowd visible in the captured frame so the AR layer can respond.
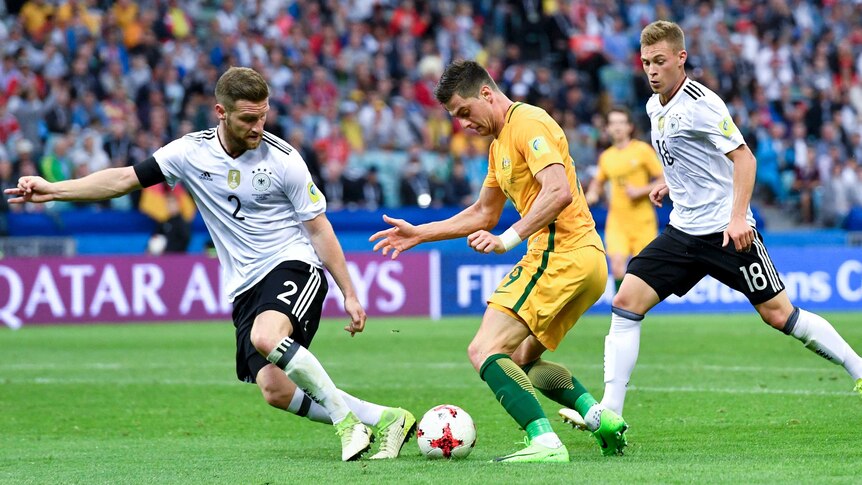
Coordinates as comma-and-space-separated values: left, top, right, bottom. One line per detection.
1, 0, 862, 233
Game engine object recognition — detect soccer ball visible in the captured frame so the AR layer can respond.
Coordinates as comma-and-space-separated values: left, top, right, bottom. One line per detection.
416, 404, 476, 459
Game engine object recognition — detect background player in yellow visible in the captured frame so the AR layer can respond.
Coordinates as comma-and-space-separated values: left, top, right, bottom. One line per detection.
370, 60, 628, 462
586, 107, 664, 291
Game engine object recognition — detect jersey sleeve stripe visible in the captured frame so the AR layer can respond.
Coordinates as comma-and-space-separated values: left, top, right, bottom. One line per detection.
687, 82, 705, 97
262, 132, 293, 155
683, 85, 703, 100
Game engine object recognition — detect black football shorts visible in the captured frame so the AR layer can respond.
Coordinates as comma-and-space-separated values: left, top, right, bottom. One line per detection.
627, 225, 784, 305
231, 260, 328, 383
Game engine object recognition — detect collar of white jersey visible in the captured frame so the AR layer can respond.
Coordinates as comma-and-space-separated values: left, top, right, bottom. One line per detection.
658, 76, 692, 111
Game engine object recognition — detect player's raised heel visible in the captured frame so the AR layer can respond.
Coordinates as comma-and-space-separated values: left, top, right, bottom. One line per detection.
369, 408, 417, 459
335, 413, 373, 461
559, 408, 589, 431
590, 407, 628, 456
491, 438, 570, 463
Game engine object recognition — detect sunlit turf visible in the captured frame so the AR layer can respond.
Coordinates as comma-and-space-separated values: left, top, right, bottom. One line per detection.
1, 313, 860, 484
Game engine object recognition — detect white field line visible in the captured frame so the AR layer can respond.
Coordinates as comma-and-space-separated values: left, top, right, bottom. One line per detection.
627, 385, 855, 397
0, 361, 839, 374
0, 378, 855, 397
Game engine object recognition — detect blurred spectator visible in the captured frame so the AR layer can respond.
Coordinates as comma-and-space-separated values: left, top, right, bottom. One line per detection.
357, 166, 384, 211
103, 120, 133, 168
287, 128, 324, 191
70, 129, 110, 177
443, 159, 474, 208
43, 83, 73, 134
39, 134, 73, 182
754, 122, 789, 206
399, 150, 434, 208
0, 97, 21, 145
792, 150, 822, 225
0, 154, 14, 233
147, 193, 191, 255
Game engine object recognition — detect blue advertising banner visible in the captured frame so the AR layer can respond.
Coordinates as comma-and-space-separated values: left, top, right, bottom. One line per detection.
437, 247, 862, 316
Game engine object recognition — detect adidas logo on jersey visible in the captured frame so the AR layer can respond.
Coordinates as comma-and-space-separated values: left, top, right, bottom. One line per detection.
199, 171, 213, 181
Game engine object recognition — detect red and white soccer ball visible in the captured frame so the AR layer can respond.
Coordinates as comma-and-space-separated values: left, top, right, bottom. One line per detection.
417, 404, 477, 459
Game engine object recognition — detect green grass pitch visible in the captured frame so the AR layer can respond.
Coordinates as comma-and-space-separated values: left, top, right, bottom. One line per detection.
1, 313, 860, 484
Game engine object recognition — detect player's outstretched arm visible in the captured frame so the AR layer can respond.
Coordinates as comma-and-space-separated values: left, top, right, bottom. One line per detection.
303, 213, 367, 336
369, 185, 507, 259
5, 167, 143, 204
468, 163, 571, 254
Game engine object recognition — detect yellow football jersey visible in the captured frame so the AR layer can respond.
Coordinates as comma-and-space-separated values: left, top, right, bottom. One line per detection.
484, 102, 602, 253
595, 140, 663, 224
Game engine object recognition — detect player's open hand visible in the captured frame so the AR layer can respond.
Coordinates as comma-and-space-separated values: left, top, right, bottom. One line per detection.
369, 214, 420, 259
467, 230, 505, 254
723, 217, 754, 252
649, 183, 669, 207
5, 176, 54, 204
342, 295, 366, 337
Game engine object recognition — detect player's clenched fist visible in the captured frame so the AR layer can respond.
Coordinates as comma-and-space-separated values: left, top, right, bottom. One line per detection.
467, 230, 505, 254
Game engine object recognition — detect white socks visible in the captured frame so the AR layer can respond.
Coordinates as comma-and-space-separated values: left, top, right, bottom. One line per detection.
785, 307, 862, 380
267, 337, 351, 424
532, 432, 563, 448
287, 388, 386, 426
601, 308, 643, 416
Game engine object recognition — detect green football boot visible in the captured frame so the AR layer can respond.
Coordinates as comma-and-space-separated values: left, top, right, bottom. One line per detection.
854, 378, 862, 398
369, 408, 417, 459
335, 412, 373, 461
492, 438, 570, 463
591, 407, 628, 456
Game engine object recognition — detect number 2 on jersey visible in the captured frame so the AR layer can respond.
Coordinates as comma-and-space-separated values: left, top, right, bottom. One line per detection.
227, 195, 245, 220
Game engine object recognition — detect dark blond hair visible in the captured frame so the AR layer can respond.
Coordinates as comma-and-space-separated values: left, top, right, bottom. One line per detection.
215, 67, 269, 111
433, 60, 499, 104
640, 20, 686, 52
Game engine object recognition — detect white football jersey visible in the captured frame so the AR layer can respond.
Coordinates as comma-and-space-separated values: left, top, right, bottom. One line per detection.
153, 128, 326, 301
646, 77, 754, 235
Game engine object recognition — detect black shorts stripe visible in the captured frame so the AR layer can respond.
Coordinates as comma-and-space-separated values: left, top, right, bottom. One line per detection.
293, 270, 322, 321
752, 238, 780, 292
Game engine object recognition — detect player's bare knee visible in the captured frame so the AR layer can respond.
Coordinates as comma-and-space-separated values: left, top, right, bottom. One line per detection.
249, 324, 274, 354
611, 291, 634, 311
758, 306, 790, 330
466, 342, 486, 372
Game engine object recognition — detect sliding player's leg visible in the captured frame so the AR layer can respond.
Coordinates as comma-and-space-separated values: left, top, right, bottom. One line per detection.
255, 365, 416, 458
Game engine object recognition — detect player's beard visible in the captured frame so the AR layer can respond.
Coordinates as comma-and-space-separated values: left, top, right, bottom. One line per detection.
224, 117, 263, 151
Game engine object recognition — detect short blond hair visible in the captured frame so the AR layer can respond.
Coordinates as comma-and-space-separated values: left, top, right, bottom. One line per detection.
641, 20, 686, 52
